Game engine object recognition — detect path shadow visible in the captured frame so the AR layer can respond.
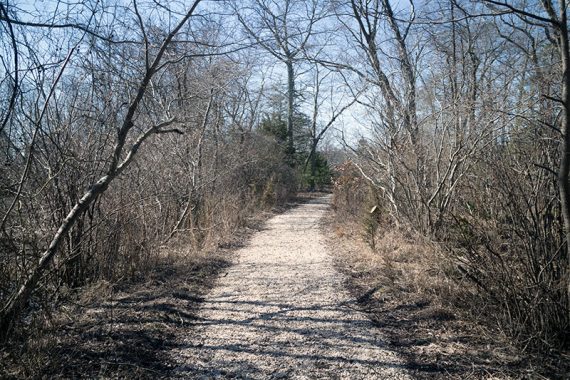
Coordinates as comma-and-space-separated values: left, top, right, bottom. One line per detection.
172, 294, 421, 379
30, 252, 233, 379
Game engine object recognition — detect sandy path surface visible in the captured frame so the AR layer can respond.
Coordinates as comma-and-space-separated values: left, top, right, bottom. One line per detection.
172, 196, 410, 379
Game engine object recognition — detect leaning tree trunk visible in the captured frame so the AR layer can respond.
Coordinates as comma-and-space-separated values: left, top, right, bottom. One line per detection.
0, 1, 201, 339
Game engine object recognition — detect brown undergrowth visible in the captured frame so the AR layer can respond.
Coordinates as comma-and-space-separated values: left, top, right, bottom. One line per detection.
324, 213, 569, 379
0, 193, 321, 379
0, 236, 239, 379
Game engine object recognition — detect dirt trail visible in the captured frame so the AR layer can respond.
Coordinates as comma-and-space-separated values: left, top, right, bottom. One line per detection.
172, 196, 410, 379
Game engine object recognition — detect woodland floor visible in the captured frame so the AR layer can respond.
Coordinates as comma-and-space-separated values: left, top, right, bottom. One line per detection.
1, 195, 559, 379
323, 214, 555, 379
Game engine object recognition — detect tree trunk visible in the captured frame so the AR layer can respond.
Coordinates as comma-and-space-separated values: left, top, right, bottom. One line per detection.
0, 176, 110, 337
309, 140, 317, 191
0, 1, 201, 338
286, 58, 295, 166
557, 11, 570, 321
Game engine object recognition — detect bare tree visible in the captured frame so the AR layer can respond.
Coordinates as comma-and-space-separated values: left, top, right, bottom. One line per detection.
232, 0, 323, 164
0, 0, 203, 337
480, 0, 570, 329
304, 63, 358, 190
331, 0, 429, 227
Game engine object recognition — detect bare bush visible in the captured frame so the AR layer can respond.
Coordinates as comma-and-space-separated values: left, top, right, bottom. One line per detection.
330, 0, 569, 354
0, 0, 296, 339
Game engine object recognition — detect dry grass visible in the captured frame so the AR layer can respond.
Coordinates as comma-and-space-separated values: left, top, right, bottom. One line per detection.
323, 214, 560, 379
0, 250, 230, 379
0, 204, 277, 379
0, 192, 320, 378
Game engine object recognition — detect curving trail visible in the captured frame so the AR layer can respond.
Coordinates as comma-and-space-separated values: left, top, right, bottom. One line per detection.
172, 196, 410, 379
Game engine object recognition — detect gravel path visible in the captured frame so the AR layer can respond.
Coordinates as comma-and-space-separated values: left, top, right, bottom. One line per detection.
172, 196, 410, 379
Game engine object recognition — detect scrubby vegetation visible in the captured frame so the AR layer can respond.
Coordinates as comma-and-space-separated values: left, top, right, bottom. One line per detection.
331, 160, 569, 375
0, 0, 334, 346
2, 0, 570, 376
